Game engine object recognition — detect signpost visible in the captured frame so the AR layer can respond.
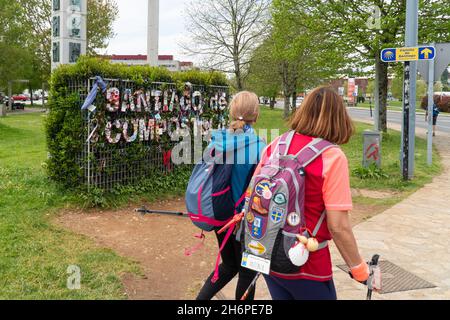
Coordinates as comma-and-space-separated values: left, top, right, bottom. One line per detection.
382, 45, 436, 180
417, 43, 450, 165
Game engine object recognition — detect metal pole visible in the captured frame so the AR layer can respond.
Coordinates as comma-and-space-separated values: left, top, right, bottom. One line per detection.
374, 64, 380, 131
405, 0, 419, 179
402, 62, 411, 181
8, 81, 12, 112
427, 53, 435, 165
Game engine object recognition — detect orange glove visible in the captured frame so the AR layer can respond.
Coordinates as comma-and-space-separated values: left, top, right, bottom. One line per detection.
350, 259, 370, 283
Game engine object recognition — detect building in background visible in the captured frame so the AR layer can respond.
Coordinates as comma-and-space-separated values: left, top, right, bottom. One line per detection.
51, 0, 87, 71
104, 54, 194, 72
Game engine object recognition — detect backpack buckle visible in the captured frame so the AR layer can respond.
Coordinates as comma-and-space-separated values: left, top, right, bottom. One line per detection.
298, 167, 306, 176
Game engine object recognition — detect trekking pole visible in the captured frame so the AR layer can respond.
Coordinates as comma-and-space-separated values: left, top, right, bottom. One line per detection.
367, 254, 381, 300
135, 206, 188, 217
240, 272, 262, 301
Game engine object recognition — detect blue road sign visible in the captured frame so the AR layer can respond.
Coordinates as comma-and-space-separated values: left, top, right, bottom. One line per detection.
381, 46, 436, 63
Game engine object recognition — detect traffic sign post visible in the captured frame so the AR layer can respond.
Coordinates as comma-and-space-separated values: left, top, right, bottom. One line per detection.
427, 53, 435, 166
417, 43, 450, 166
402, 62, 412, 181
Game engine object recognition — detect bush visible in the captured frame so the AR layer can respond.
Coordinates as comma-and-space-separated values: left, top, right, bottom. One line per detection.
46, 57, 228, 204
352, 163, 390, 180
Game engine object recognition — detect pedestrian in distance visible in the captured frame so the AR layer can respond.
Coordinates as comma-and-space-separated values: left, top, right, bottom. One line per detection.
240, 86, 370, 300
194, 91, 266, 300
425, 96, 441, 137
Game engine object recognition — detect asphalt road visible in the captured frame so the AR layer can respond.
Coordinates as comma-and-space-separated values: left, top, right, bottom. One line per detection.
274, 99, 450, 134
348, 107, 450, 134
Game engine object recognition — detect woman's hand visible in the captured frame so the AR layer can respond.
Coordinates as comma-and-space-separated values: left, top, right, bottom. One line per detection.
327, 210, 369, 283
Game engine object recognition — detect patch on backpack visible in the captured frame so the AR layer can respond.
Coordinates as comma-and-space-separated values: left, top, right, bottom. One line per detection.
251, 216, 264, 239
270, 207, 285, 224
287, 212, 301, 227
252, 197, 268, 215
255, 180, 275, 200
273, 193, 287, 205
248, 240, 266, 255
246, 211, 255, 224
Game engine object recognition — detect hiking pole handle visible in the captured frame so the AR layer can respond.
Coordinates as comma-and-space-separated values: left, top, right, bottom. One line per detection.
367, 254, 381, 300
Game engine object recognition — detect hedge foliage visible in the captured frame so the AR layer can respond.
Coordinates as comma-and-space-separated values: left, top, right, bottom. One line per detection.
45, 57, 228, 205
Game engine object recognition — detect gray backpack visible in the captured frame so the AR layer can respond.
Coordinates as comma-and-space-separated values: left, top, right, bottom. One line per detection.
241, 131, 337, 276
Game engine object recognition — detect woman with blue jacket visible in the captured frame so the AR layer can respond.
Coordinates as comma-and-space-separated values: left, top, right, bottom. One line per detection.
197, 91, 266, 300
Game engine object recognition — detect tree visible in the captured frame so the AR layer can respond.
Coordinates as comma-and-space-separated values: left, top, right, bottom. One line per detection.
182, 0, 271, 90
293, 0, 450, 132
442, 68, 449, 91
391, 77, 403, 100
246, 40, 281, 109
264, 0, 348, 118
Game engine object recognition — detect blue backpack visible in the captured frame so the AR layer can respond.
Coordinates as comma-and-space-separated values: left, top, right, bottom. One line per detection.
186, 150, 243, 232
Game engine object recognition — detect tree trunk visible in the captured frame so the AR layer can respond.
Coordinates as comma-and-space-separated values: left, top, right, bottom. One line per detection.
270, 97, 276, 109
283, 94, 291, 119
292, 91, 297, 112
375, 56, 388, 132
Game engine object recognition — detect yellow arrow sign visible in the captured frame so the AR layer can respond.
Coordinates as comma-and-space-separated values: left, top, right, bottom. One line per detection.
248, 241, 266, 255
421, 48, 433, 59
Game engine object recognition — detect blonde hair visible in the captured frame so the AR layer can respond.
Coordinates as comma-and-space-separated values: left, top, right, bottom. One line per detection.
289, 86, 354, 145
229, 91, 260, 130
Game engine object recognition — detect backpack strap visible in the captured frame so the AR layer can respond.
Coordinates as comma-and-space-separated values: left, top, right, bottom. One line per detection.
302, 211, 328, 250
272, 131, 296, 159
295, 138, 337, 168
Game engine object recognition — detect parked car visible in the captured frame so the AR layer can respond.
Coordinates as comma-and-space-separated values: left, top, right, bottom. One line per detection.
5, 95, 27, 110
12, 94, 28, 102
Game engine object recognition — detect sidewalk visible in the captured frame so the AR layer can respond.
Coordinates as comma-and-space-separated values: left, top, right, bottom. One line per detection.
219, 123, 450, 300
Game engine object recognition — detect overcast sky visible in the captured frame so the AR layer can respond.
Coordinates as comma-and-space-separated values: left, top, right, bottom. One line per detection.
106, 0, 194, 62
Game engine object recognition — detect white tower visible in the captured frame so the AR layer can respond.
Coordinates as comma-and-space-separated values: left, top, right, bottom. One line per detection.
51, 0, 87, 71
147, 0, 160, 66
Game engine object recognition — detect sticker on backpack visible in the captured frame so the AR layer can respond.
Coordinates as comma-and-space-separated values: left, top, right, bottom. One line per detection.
251, 197, 268, 215
270, 207, 285, 224
255, 180, 275, 200
273, 193, 287, 205
250, 216, 265, 239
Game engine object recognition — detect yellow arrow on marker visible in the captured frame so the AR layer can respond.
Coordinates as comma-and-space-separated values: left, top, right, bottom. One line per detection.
249, 241, 266, 255
421, 48, 433, 59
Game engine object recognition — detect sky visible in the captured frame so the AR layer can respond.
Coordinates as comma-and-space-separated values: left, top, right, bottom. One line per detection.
106, 0, 194, 62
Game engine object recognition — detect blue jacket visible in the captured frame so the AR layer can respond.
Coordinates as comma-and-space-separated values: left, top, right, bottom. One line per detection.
209, 127, 266, 212
433, 104, 440, 117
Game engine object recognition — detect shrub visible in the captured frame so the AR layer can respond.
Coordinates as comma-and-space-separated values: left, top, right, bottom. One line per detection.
352, 163, 390, 180
46, 57, 228, 205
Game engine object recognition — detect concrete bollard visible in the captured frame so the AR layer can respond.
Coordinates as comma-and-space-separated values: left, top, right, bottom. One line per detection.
363, 130, 382, 168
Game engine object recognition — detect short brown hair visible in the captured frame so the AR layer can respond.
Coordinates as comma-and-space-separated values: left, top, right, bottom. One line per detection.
229, 91, 260, 130
289, 86, 354, 145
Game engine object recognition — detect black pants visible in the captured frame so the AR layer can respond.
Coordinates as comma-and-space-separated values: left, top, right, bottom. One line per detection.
196, 229, 257, 300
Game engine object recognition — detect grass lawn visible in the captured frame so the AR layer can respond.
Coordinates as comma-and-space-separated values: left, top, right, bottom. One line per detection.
0, 108, 442, 299
0, 113, 139, 299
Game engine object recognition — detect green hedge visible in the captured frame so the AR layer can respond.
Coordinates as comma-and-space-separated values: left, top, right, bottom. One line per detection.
45, 57, 228, 204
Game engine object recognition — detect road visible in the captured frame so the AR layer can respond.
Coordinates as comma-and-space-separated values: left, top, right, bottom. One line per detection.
274, 99, 450, 134
348, 107, 450, 134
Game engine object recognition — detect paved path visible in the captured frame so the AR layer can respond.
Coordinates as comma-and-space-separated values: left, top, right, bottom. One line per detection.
219, 116, 450, 300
